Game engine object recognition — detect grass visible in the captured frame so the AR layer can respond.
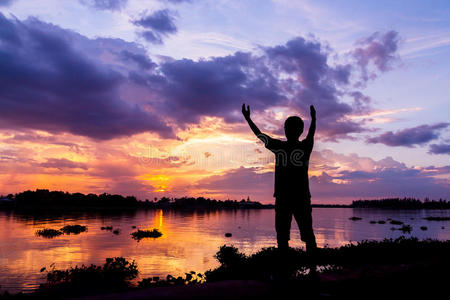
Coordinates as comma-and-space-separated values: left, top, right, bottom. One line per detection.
131, 229, 162, 240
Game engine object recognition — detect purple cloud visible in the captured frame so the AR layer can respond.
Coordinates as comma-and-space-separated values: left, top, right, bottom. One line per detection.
194, 166, 274, 199
156, 52, 284, 125
194, 154, 450, 203
0, 0, 16, 7
0, 12, 404, 142
160, 0, 192, 3
367, 123, 449, 147
263, 37, 367, 140
79, 0, 128, 11
132, 9, 177, 44
39, 158, 88, 170
428, 143, 450, 155
119, 50, 157, 70
310, 166, 450, 200
352, 30, 400, 84
0, 13, 175, 140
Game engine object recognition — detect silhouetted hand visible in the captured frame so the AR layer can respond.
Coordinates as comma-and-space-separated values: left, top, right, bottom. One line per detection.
242, 103, 251, 119
310, 105, 316, 119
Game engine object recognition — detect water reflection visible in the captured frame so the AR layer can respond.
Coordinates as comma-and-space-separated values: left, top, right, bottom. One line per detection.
0, 208, 449, 293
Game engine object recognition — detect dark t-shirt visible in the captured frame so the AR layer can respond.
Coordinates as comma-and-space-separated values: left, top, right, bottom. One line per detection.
262, 135, 313, 198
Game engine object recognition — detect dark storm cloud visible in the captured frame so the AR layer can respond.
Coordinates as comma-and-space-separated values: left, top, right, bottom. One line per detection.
263, 37, 366, 140
352, 30, 400, 84
79, 0, 128, 11
139, 30, 163, 44
0, 13, 174, 140
367, 123, 449, 147
133, 9, 177, 34
119, 50, 157, 70
0, 12, 404, 141
157, 52, 284, 125
428, 143, 450, 155
132, 9, 177, 44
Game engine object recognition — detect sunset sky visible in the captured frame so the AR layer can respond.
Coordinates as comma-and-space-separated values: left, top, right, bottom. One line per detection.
0, 0, 449, 203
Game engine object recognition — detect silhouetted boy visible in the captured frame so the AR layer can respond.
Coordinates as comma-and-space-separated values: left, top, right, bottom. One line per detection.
242, 103, 317, 256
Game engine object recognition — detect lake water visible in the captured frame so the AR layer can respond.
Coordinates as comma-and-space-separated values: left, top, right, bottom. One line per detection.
0, 208, 449, 293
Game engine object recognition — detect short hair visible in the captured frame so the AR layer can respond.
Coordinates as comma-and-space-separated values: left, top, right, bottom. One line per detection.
284, 116, 304, 129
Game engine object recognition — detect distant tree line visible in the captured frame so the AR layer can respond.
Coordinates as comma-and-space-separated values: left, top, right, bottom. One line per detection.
352, 197, 450, 209
146, 196, 273, 209
3, 191, 446, 211
0, 190, 273, 210
9, 189, 138, 208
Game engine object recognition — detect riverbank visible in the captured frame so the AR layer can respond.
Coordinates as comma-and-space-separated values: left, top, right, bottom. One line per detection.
2, 237, 448, 298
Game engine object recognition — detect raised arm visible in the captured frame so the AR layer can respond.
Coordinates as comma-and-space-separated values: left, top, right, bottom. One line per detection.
242, 103, 272, 145
306, 105, 316, 142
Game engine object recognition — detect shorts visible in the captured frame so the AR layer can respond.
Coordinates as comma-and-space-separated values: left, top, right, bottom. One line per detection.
275, 196, 316, 244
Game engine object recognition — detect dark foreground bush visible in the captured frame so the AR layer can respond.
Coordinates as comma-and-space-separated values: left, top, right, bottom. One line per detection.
205, 237, 450, 282
40, 257, 138, 294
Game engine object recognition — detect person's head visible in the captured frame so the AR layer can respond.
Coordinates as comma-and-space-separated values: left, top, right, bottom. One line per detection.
284, 116, 304, 141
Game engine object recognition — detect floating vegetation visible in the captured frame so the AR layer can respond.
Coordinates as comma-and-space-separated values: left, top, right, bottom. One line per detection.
390, 225, 412, 233
36, 228, 63, 238
420, 226, 428, 231
131, 226, 137, 229
378, 220, 386, 224
60, 225, 87, 235
424, 217, 450, 221
389, 220, 403, 225
369, 220, 377, 224
101, 226, 113, 231
113, 229, 120, 235
131, 229, 162, 240
401, 225, 412, 233
36, 225, 87, 238
349, 217, 362, 221
225, 233, 232, 237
